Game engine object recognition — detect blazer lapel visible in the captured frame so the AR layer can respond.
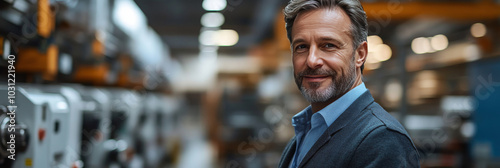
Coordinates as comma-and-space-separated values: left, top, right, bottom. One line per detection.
297, 91, 375, 167
279, 136, 297, 168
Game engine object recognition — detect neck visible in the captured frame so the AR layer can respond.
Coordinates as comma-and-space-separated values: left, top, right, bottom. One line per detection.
310, 75, 363, 113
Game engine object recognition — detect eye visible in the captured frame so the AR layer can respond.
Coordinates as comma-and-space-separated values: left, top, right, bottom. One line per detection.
323, 43, 336, 48
295, 44, 308, 52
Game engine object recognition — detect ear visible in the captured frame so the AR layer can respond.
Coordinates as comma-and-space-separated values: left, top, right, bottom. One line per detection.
355, 41, 368, 69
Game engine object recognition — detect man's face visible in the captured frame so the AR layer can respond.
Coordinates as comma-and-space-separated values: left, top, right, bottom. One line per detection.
291, 7, 358, 103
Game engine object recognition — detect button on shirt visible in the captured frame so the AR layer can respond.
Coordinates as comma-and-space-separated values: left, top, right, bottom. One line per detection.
289, 83, 367, 168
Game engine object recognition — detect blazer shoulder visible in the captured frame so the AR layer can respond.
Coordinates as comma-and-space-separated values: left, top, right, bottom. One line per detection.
348, 103, 420, 167
350, 125, 421, 168
366, 102, 410, 137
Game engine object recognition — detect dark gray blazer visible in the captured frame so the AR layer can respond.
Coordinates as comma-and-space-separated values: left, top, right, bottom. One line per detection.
278, 91, 420, 168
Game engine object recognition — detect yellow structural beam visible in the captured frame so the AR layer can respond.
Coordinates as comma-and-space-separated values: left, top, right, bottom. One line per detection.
362, 0, 500, 21
37, 0, 54, 37
17, 45, 58, 79
73, 64, 110, 85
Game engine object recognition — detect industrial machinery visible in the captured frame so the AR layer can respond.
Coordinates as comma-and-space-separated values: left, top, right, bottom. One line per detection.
103, 88, 143, 167
0, 86, 80, 168
21, 84, 85, 168
72, 86, 113, 168
0, 0, 179, 167
136, 93, 173, 167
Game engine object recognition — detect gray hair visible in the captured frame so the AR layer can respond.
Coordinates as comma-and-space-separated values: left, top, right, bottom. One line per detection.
284, 0, 368, 71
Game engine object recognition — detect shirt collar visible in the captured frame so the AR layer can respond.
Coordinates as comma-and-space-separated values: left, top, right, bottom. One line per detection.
317, 82, 367, 127
291, 106, 312, 134
291, 83, 368, 132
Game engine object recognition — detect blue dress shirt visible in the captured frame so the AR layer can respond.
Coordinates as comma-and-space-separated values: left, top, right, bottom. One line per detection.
289, 83, 368, 168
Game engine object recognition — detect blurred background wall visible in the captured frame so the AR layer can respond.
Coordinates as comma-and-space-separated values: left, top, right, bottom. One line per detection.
0, 0, 500, 167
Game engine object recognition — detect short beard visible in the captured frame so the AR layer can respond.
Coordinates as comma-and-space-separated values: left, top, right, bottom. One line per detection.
294, 60, 357, 103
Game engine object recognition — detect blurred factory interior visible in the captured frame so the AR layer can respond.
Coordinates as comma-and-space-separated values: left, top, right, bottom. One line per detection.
1, 0, 500, 167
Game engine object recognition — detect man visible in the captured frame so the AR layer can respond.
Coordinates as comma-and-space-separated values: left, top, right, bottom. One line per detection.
278, 0, 420, 167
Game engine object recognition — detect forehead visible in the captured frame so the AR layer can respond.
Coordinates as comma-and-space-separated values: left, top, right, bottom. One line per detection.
291, 7, 352, 40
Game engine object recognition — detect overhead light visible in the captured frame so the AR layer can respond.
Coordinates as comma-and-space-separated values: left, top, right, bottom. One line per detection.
416, 70, 439, 88
430, 34, 448, 51
384, 78, 402, 104
217, 29, 238, 46
420, 79, 438, 88
199, 29, 239, 46
365, 52, 381, 70
366, 35, 391, 63
365, 62, 381, 70
367, 35, 383, 52
366, 52, 379, 63
464, 44, 480, 61
202, 0, 226, 11
112, 0, 147, 35
373, 44, 392, 62
201, 12, 224, 27
471, 23, 486, 38
412, 34, 449, 54
199, 30, 218, 46
411, 37, 431, 54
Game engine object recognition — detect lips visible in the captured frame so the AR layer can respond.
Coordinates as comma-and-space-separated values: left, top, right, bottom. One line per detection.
303, 75, 330, 82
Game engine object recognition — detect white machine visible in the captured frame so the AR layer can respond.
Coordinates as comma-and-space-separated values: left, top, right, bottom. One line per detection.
104, 88, 144, 167
72, 86, 113, 168
0, 86, 79, 168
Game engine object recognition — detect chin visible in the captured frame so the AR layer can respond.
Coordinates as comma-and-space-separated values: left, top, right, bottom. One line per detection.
300, 84, 336, 103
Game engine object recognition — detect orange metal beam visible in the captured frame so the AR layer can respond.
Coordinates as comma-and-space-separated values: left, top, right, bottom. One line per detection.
362, 1, 500, 21
17, 45, 58, 79
73, 64, 110, 85
37, 0, 54, 37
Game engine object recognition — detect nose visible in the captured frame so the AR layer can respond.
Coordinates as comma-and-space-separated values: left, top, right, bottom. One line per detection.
306, 46, 323, 69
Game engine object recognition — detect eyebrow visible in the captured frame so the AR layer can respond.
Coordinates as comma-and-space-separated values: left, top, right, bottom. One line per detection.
291, 38, 306, 47
292, 36, 344, 46
318, 37, 343, 45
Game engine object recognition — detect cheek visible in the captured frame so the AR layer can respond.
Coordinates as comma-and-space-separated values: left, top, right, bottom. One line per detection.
292, 55, 306, 69
323, 54, 351, 73
322, 56, 343, 68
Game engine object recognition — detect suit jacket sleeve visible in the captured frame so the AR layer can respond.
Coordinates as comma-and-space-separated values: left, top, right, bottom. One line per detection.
349, 126, 420, 168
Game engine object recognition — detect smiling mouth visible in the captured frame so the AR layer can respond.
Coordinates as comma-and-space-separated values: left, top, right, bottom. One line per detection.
303, 75, 330, 82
